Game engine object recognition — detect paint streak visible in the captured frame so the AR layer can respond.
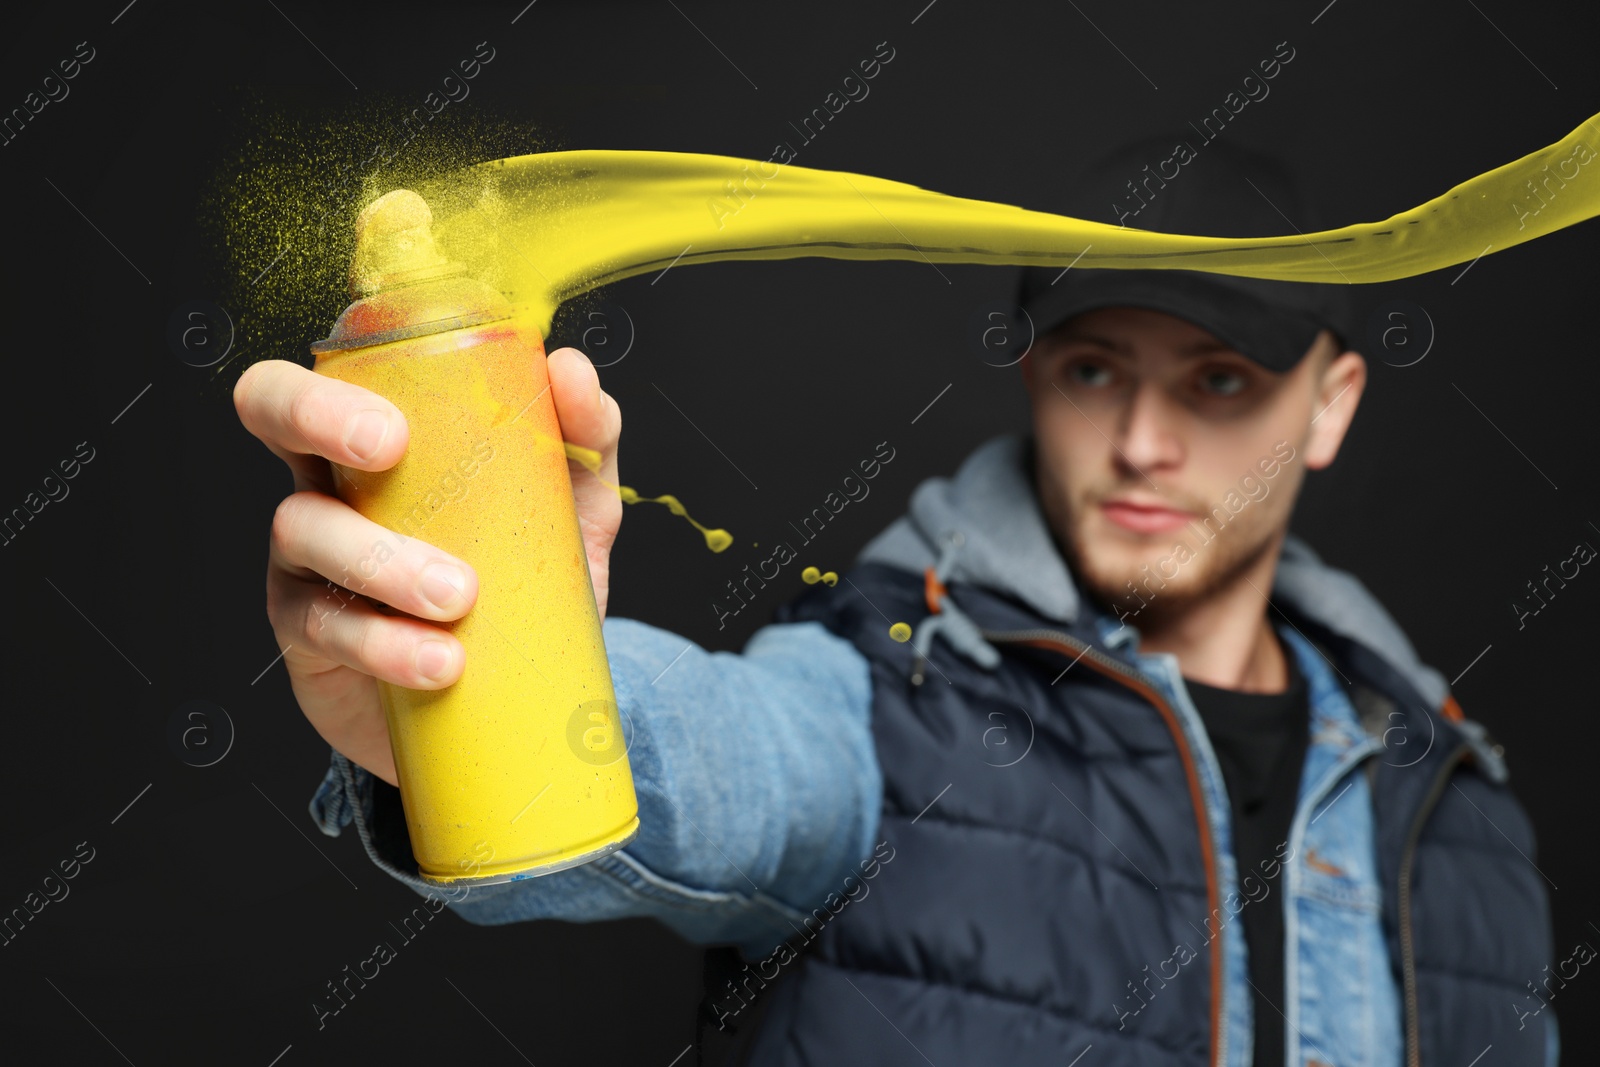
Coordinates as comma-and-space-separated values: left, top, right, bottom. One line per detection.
409, 111, 1600, 339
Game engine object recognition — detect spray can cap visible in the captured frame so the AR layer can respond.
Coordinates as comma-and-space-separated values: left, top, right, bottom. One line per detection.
311, 189, 511, 355
349, 190, 457, 297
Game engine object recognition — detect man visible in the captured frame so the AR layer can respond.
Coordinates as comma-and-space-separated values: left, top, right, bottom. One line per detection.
237, 137, 1554, 1066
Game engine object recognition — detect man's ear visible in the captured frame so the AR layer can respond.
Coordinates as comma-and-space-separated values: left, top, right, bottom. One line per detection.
1302, 346, 1366, 470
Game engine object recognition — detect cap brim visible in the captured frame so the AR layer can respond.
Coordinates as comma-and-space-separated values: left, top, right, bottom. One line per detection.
1019, 269, 1335, 372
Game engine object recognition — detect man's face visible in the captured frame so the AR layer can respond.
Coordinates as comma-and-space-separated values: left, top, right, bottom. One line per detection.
1019, 305, 1361, 624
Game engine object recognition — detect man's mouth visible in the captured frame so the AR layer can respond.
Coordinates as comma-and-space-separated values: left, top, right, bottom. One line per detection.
1098, 496, 1197, 534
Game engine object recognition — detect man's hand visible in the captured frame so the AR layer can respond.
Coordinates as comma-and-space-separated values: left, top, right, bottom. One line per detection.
234, 347, 623, 787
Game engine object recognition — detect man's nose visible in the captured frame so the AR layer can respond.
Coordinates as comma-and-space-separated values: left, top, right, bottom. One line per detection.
1114, 382, 1185, 476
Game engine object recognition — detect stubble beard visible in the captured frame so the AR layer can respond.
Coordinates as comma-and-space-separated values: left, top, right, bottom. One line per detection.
1047, 481, 1283, 628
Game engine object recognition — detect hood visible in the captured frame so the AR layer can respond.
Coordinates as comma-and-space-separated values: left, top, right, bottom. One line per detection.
855, 432, 1453, 714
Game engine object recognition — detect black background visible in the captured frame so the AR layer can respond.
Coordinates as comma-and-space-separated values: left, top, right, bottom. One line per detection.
2, 0, 1598, 1063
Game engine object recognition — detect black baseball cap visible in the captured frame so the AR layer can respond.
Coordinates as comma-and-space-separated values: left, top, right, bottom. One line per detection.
1015, 134, 1360, 372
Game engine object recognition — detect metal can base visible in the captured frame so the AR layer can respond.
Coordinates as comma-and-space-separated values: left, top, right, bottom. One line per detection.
416, 816, 641, 887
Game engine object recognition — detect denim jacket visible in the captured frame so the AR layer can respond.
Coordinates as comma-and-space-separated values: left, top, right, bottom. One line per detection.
310, 432, 1556, 1065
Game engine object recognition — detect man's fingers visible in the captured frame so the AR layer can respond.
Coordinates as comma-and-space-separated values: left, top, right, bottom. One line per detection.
234, 359, 411, 480
269, 490, 478, 621
548, 346, 621, 478
277, 578, 467, 690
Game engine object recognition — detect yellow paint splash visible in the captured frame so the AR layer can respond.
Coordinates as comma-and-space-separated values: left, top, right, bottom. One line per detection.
889, 622, 913, 643
562, 441, 732, 552
413, 110, 1600, 339
801, 566, 839, 586
220, 102, 1600, 569
203, 96, 556, 401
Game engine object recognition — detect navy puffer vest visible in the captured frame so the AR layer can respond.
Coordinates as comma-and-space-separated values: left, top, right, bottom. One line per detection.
708, 561, 1553, 1067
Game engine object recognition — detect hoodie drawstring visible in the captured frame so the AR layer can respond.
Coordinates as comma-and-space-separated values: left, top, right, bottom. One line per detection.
910, 530, 1002, 684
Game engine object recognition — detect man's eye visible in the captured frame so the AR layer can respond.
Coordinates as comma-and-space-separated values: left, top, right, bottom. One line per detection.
1067, 361, 1113, 387
1198, 368, 1248, 397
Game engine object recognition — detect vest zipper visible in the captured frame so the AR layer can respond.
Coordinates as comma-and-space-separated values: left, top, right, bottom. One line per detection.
1400, 741, 1469, 1067
978, 626, 1229, 1067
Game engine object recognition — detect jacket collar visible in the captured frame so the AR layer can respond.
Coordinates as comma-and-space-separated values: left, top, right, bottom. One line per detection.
857, 431, 1453, 716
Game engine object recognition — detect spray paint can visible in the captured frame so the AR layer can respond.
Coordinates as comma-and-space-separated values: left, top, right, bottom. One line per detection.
310, 190, 639, 885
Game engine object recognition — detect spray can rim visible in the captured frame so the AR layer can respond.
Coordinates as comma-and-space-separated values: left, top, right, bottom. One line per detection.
310, 305, 513, 354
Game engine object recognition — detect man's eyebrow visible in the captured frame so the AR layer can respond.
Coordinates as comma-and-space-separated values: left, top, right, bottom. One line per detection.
1047, 330, 1129, 355
1045, 331, 1240, 357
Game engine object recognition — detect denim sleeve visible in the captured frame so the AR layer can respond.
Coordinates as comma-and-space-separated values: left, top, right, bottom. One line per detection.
307, 615, 882, 960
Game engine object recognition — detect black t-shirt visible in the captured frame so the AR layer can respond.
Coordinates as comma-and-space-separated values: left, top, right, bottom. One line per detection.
1183, 632, 1309, 1067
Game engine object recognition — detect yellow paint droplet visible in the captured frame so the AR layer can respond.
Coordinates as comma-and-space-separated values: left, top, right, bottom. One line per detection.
801, 566, 821, 584
561, 440, 731, 552
889, 622, 912, 643
822, 571, 838, 586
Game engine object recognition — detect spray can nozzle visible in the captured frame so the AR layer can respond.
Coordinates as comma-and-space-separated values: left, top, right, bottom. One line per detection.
348, 189, 464, 298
